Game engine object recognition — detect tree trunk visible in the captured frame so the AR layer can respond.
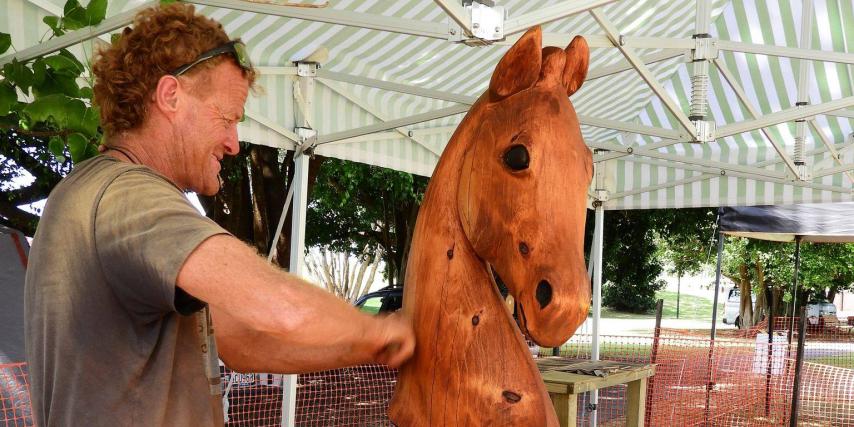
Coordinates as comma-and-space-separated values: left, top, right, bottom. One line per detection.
738, 264, 753, 328
200, 147, 325, 270
753, 261, 767, 326
827, 287, 838, 304
772, 286, 784, 317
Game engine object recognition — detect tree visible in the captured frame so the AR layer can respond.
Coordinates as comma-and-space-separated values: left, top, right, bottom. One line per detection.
596, 210, 665, 313
597, 208, 717, 314
799, 243, 854, 302
196, 146, 325, 269
656, 209, 718, 318
1, 0, 109, 235
721, 238, 854, 326
306, 158, 427, 287
305, 247, 381, 303
0, 4, 326, 266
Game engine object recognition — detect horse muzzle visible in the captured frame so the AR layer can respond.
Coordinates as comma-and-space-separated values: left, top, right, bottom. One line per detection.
515, 276, 590, 348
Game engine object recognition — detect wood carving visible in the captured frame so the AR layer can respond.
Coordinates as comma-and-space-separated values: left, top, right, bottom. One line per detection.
388, 26, 593, 426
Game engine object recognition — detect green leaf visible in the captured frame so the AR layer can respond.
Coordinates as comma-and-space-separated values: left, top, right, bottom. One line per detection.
32, 69, 79, 98
159, 0, 179, 4
43, 16, 64, 37
23, 94, 72, 125
0, 33, 10, 55
42, 54, 84, 75
31, 58, 47, 86
62, 0, 88, 31
21, 94, 88, 132
84, 142, 99, 159
43, 16, 60, 30
0, 83, 16, 116
79, 106, 100, 138
67, 132, 88, 163
85, 0, 107, 25
79, 87, 93, 99
63, 0, 81, 16
58, 49, 84, 73
3, 60, 34, 93
48, 136, 65, 157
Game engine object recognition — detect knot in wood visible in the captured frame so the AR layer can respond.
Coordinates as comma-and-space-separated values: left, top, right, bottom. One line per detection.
446, 249, 454, 259
471, 315, 480, 326
502, 390, 522, 403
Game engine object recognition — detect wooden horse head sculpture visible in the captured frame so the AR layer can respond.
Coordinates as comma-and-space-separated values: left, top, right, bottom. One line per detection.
389, 26, 593, 426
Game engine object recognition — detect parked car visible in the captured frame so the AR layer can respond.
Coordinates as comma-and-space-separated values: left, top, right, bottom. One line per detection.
722, 287, 754, 327
354, 286, 403, 314
723, 286, 838, 328
805, 298, 837, 321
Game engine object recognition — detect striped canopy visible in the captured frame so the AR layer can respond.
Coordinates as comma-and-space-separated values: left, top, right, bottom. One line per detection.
2, 0, 852, 210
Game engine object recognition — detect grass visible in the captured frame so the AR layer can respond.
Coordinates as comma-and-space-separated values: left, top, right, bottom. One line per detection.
541, 341, 653, 358
806, 355, 854, 369
600, 290, 725, 321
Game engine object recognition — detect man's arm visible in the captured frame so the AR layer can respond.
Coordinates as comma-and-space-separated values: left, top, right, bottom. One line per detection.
176, 234, 414, 373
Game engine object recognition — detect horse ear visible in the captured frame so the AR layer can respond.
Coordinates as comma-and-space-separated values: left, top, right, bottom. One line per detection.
489, 26, 542, 99
563, 35, 589, 96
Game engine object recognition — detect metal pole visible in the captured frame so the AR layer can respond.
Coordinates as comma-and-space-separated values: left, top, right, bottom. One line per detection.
676, 275, 681, 319
280, 61, 317, 427
765, 286, 775, 417
788, 238, 802, 344
280, 149, 310, 427
711, 232, 725, 340
789, 307, 807, 427
590, 201, 604, 426
645, 298, 664, 425
704, 232, 724, 425
652, 299, 664, 363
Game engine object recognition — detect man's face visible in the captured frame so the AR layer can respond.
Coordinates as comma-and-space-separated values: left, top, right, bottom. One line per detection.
174, 62, 249, 196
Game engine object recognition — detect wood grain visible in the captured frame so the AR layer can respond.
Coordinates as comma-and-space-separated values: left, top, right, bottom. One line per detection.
389, 26, 593, 427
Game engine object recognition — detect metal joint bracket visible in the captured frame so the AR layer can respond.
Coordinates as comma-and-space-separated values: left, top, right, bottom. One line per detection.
692, 120, 716, 143
296, 62, 318, 77
692, 37, 719, 61
448, 1, 505, 44
794, 102, 813, 121
793, 163, 812, 181
593, 149, 610, 201
295, 127, 318, 157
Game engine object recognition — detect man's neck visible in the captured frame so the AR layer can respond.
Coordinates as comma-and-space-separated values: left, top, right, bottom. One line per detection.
106, 127, 185, 190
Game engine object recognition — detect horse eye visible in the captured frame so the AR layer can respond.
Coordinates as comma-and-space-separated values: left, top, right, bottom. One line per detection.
503, 144, 530, 171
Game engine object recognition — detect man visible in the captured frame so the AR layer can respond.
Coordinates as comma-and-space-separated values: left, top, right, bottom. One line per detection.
24, 4, 415, 426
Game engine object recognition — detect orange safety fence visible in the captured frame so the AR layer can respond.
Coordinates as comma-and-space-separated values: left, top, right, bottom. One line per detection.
0, 362, 33, 427
220, 364, 397, 426
3, 322, 852, 426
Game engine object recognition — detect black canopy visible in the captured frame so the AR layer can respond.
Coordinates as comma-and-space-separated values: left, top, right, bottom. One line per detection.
719, 202, 854, 243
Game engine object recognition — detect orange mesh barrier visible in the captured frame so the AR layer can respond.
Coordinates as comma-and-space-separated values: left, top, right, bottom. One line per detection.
295, 364, 396, 426
3, 322, 852, 426
0, 363, 33, 427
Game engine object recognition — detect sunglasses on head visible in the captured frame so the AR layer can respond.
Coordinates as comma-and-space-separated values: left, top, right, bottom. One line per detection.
170, 40, 252, 77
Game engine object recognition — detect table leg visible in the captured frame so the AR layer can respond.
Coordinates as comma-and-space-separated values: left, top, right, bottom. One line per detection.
626, 378, 648, 427
550, 392, 577, 427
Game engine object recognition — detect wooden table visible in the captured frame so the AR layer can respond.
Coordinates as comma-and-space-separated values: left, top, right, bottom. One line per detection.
536, 358, 655, 427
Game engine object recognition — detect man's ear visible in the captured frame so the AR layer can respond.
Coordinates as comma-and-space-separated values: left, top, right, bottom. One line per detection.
489, 26, 542, 99
153, 75, 181, 115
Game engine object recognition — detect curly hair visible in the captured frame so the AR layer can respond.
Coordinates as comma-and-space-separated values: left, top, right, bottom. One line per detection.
92, 3, 256, 136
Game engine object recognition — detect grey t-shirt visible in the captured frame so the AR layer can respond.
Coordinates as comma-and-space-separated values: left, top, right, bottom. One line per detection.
25, 156, 227, 426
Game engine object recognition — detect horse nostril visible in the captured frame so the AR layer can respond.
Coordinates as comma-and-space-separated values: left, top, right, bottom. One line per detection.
536, 280, 552, 309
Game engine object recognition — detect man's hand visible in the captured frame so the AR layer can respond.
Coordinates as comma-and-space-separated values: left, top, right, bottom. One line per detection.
370, 313, 415, 369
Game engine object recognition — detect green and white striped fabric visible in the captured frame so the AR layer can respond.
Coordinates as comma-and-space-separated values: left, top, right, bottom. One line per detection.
2, 0, 851, 209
